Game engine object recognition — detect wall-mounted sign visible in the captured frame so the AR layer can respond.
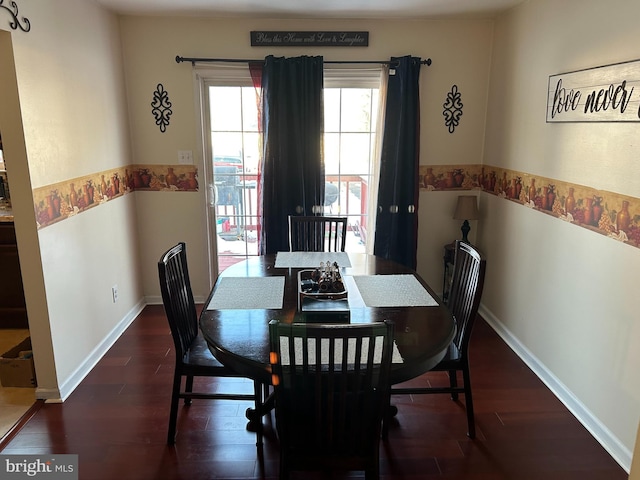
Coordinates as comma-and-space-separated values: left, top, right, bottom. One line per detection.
547, 59, 640, 122
251, 31, 368, 47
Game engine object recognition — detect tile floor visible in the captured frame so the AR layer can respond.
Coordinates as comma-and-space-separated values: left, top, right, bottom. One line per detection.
0, 329, 35, 439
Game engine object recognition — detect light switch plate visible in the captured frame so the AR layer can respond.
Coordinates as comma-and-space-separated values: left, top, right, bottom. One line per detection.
178, 150, 193, 164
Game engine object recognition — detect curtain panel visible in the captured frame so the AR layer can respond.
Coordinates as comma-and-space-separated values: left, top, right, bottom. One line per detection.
373, 56, 422, 269
259, 55, 325, 254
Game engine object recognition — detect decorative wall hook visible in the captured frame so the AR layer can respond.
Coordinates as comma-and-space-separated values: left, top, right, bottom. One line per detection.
443, 84, 463, 133
0, 0, 30, 32
151, 83, 172, 133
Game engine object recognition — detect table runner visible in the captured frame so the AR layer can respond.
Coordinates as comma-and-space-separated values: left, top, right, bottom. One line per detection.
206, 276, 285, 310
351, 274, 438, 307
275, 251, 352, 268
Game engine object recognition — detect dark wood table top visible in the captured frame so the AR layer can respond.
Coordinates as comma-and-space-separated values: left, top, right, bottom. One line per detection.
199, 253, 456, 386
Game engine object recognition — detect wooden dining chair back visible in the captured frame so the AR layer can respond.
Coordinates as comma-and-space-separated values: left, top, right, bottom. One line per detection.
158, 242, 263, 445
447, 241, 486, 360
289, 215, 348, 252
269, 320, 395, 480
389, 240, 486, 438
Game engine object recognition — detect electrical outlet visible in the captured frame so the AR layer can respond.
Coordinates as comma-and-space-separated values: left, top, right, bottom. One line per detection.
112, 285, 118, 303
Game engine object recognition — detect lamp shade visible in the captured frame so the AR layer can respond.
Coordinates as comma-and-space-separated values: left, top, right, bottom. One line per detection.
453, 195, 479, 220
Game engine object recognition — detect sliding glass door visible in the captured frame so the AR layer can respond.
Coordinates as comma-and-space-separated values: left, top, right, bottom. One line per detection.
199, 65, 381, 278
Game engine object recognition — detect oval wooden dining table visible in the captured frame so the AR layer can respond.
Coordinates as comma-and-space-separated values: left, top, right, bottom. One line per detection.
199, 252, 456, 425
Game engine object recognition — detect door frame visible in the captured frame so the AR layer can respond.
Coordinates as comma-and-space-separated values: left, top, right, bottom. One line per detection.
194, 65, 255, 288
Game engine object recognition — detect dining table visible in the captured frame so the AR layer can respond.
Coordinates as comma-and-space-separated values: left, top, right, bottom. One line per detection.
199, 251, 456, 425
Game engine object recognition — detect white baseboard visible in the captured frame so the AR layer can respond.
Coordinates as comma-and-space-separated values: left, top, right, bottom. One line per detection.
36, 389, 63, 403
145, 295, 163, 305
479, 304, 631, 473
37, 296, 206, 402
38, 299, 146, 403
145, 295, 207, 305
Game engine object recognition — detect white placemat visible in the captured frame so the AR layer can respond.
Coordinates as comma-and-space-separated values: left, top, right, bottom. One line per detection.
275, 251, 352, 268
206, 276, 285, 310
351, 274, 438, 307
344, 276, 365, 308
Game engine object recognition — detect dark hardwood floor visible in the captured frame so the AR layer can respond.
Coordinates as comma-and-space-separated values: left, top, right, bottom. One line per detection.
1, 305, 627, 479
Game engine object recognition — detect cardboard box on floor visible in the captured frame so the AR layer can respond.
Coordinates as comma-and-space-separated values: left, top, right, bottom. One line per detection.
0, 337, 36, 387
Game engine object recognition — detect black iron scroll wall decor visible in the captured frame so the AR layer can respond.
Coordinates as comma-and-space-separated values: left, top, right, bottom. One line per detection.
443, 84, 463, 133
151, 83, 172, 133
0, 0, 30, 32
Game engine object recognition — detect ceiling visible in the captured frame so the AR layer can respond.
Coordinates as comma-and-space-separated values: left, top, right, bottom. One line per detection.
89, 0, 526, 19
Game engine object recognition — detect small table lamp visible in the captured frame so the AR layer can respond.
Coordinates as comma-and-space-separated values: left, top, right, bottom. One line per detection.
453, 195, 479, 242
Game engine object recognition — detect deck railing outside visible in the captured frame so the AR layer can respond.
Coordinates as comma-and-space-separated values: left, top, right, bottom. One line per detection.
215, 174, 368, 272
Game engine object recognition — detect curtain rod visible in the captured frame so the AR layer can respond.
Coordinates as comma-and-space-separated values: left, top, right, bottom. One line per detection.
175, 55, 432, 66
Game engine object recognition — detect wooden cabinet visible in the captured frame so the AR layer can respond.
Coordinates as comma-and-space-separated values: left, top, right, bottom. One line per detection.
0, 222, 28, 328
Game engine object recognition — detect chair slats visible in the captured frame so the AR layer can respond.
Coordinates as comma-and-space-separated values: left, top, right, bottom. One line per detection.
158, 242, 264, 445
269, 320, 394, 479
387, 240, 486, 439
289, 215, 348, 252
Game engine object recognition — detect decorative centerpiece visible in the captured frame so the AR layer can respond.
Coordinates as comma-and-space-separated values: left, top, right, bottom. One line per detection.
297, 261, 349, 323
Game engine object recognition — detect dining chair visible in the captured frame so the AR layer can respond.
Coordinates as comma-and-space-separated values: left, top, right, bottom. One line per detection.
387, 240, 486, 439
269, 320, 395, 480
288, 215, 348, 252
158, 242, 264, 445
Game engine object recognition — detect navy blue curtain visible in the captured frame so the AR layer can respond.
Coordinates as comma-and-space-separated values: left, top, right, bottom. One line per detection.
259, 55, 325, 254
374, 56, 422, 269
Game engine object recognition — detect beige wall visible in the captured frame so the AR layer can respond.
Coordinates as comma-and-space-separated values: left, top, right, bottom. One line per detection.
3, 0, 639, 472
1, 0, 143, 399
632, 421, 640, 478
3, 2, 494, 400
118, 15, 495, 299
482, 0, 640, 470
0, 30, 54, 394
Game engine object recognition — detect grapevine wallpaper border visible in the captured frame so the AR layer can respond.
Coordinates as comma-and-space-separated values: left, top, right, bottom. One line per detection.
31, 162, 640, 252
32, 164, 198, 229
420, 164, 639, 248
